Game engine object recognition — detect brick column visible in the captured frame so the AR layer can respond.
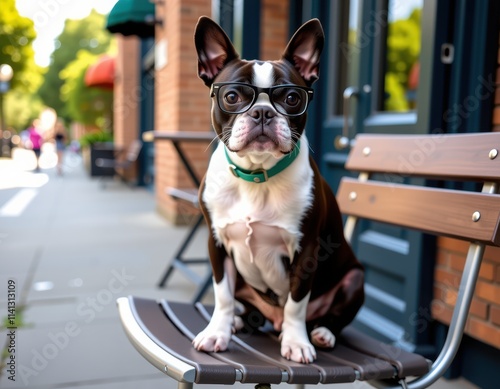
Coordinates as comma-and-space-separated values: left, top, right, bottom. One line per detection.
113, 35, 140, 180
260, 0, 289, 61
155, 0, 212, 224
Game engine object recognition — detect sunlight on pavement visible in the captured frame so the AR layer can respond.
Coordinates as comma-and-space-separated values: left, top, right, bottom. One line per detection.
0, 147, 53, 190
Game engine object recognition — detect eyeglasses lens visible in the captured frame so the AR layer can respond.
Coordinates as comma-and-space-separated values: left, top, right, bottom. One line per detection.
272, 87, 308, 116
218, 84, 255, 114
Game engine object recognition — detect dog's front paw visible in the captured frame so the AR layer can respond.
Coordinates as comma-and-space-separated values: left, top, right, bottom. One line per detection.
193, 327, 231, 352
311, 326, 335, 349
280, 333, 317, 363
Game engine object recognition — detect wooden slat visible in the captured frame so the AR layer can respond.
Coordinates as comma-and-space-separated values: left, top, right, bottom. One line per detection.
129, 297, 237, 384
164, 301, 318, 384
197, 304, 393, 383
340, 327, 429, 378
346, 133, 500, 181
143, 130, 216, 142
337, 178, 500, 245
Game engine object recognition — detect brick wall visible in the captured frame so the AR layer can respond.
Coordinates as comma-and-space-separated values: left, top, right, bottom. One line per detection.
260, 0, 289, 60
113, 35, 140, 180
154, 0, 213, 224
432, 45, 500, 349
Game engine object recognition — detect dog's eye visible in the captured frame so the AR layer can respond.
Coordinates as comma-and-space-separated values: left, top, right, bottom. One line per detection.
224, 92, 240, 105
285, 92, 301, 107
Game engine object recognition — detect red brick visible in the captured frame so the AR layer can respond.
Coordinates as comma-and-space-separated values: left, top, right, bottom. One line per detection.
437, 237, 469, 254
479, 261, 496, 282
260, 0, 289, 60
475, 280, 500, 305
443, 288, 457, 306
469, 298, 489, 320
449, 252, 466, 272
493, 106, 500, 125
434, 268, 461, 289
467, 317, 500, 349
484, 245, 500, 264
491, 305, 500, 326
431, 300, 453, 324
435, 249, 449, 267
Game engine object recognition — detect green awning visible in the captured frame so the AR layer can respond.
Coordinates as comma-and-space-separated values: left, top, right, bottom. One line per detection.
106, 0, 156, 38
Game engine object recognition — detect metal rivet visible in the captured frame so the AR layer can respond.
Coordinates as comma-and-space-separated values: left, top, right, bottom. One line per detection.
472, 211, 481, 222
253, 177, 261, 183
363, 147, 371, 156
349, 191, 357, 201
489, 149, 498, 160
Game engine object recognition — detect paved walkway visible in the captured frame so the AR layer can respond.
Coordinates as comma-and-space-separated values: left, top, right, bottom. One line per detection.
0, 149, 479, 388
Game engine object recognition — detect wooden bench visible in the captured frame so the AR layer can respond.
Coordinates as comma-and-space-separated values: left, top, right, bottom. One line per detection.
117, 132, 500, 389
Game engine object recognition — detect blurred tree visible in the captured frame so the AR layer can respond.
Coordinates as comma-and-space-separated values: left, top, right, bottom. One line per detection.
384, 8, 422, 111
4, 91, 44, 131
38, 10, 114, 120
60, 50, 113, 129
0, 0, 43, 93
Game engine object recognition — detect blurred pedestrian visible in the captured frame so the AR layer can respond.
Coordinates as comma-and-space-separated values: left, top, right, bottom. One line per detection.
54, 119, 66, 175
27, 119, 43, 172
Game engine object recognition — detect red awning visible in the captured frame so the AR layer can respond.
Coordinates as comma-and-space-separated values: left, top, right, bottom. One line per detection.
85, 55, 115, 90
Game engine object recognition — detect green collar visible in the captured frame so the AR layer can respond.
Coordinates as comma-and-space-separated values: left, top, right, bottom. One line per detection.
224, 141, 301, 183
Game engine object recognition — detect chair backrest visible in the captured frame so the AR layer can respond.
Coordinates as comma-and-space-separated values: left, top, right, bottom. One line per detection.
338, 133, 500, 244
336, 132, 500, 388
125, 140, 143, 162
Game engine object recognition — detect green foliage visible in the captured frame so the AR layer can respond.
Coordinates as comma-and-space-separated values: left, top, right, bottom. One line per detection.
37, 10, 114, 120
384, 8, 422, 111
0, 0, 44, 131
79, 129, 113, 148
384, 73, 408, 111
0, 0, 42, 93
60, 50, 113, 128
4, 90, 45, 131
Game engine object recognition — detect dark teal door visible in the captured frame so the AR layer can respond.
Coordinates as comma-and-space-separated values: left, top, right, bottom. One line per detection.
296, 0, 449, 354
139, 38, 155, 188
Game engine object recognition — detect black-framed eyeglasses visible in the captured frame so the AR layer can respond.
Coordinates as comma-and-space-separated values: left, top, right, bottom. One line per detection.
210, 82, 314, 117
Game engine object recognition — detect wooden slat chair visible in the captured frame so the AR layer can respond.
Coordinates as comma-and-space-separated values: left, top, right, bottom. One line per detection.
117, 132, 500, 389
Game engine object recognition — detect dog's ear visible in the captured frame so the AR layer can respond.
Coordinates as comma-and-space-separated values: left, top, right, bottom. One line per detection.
194, 16, 239, 86
282, 19, 324, 86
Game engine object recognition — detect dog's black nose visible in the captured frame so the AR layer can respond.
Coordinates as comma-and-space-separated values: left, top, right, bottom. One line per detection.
249, 105, 276, 124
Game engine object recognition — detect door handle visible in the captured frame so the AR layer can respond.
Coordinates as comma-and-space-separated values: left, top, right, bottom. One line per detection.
335, 86, 359, 150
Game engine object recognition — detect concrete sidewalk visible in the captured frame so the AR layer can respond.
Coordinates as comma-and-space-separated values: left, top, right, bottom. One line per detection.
0, 152, 210, 389
0, 151, 479, 388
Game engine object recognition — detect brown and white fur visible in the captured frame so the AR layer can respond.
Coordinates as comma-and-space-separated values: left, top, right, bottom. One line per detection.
193, 16, 364, 363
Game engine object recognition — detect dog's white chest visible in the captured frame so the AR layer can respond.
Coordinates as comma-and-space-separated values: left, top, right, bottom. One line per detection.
223, 218, 291, 301
203, 139, 314, 303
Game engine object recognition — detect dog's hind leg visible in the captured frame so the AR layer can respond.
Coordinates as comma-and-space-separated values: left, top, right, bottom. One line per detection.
307, 267, 364, 346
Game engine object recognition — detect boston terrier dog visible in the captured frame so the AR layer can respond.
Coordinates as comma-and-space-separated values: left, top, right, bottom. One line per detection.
193, 16, 364, 363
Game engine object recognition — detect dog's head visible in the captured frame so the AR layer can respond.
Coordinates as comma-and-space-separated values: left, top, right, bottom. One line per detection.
194, 17, 324, 159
